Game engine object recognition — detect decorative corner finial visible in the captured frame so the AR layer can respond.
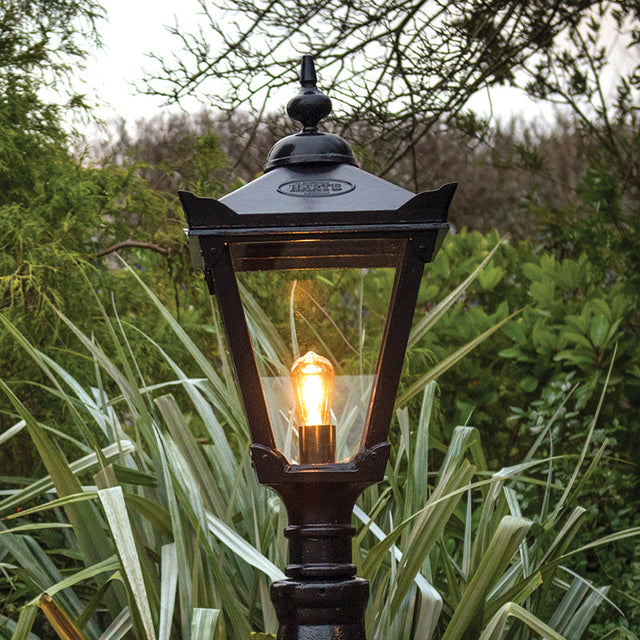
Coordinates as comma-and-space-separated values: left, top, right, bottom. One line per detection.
287, 56, 332, 131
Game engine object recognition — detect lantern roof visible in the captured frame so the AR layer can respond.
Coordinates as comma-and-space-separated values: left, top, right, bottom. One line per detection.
182, 55, 454, 237
206, 54, 427, 216
181, 55, 455, 270
217, 163, 413, 215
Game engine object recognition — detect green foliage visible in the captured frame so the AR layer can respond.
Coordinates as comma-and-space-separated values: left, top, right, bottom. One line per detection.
501, 252, 632, 395
0, 118, 191, 447
399, 229, 640, 634
0, 21, 237, 479
0, 0, 104, 126
0, 2, 103, 79
0, 267, 637, 640
533, 158, 640, 298
403, 230, 638, 463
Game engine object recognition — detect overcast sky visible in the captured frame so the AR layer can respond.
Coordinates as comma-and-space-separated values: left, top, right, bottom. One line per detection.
77, 0, 202, 134
78, 1, 635, 138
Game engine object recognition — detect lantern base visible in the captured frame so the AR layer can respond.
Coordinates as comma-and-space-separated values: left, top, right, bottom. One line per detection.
271, 578, 368, 640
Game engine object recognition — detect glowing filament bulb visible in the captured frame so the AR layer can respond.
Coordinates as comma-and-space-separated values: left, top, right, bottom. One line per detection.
291, 351, 334, 426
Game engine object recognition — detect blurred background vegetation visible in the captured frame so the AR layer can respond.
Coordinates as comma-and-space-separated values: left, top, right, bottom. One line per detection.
1, 1, 639, 638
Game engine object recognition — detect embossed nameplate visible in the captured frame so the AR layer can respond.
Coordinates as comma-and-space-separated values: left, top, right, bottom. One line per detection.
277, 179, 355, 197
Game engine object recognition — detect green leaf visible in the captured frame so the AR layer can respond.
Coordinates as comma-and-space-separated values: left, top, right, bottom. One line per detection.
111, 465, 156, 487
5, 493, 98, 521
123, 494, 172, 535
441, 516, 532, 640
97, 609, 132, 640
559, 331, 593, 351
521, 262, 544, 281
529, 279, 556, 306
205, 512, 286, 582
520, 376, 538, 393
191, 609, 222, 640
0, 420, 26, 445
588, 314, 609, 347
158, 544, 178, 640
28, 556, 119, 605
98, 487, 156, 640
500, 321, 527, 344
9, 605, 38, 640
498, 347, 526, 360
412, 381, 436, 504
479, 602, 566, 640
0, 523, 73, 535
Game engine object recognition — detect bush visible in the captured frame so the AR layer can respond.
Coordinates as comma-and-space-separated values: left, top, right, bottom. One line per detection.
403, 230, 639, 465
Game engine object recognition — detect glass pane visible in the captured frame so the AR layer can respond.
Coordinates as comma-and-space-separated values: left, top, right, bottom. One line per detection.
237, 268, 394, 464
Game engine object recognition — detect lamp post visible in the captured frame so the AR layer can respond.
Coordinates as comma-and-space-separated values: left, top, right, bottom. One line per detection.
180, 56, 455, 640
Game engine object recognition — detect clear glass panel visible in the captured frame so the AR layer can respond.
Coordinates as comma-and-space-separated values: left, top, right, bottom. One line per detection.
237, 268, 394, 464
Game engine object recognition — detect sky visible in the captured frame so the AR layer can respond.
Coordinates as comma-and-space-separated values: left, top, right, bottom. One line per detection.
79, 0, 546, 136
78, 0, 203, 135
78, 1, 636, 139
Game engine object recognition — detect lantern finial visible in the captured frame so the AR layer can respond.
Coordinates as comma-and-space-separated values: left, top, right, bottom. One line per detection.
287, 55, 332, 131
300, 55, 317, 87
264, 56, 356, 170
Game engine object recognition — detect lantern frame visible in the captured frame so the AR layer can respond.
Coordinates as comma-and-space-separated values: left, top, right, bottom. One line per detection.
180, 181, 453, 481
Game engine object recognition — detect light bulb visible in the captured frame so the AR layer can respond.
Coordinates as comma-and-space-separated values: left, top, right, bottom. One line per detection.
291, 351, 334, 426
290, 350, 335, 463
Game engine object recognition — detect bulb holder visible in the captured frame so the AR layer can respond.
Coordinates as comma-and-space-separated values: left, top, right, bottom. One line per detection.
298, 423, 336, 464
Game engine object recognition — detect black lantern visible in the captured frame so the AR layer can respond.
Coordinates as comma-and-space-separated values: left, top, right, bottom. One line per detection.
180, 56, 455, 640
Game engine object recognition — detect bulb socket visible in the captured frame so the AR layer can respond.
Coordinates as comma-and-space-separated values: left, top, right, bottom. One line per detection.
299, 424, 336, 464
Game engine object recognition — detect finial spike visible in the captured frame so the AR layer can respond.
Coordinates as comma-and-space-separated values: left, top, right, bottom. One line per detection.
300, 55, 317, 87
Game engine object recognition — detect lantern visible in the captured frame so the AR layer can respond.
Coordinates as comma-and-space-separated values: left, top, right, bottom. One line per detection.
181, 55, 455, 640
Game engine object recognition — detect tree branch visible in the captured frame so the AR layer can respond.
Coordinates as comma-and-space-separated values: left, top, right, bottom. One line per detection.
95, 240, 169, 258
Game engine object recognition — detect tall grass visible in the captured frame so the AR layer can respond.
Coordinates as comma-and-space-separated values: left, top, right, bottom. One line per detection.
1, 248, 638, 640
